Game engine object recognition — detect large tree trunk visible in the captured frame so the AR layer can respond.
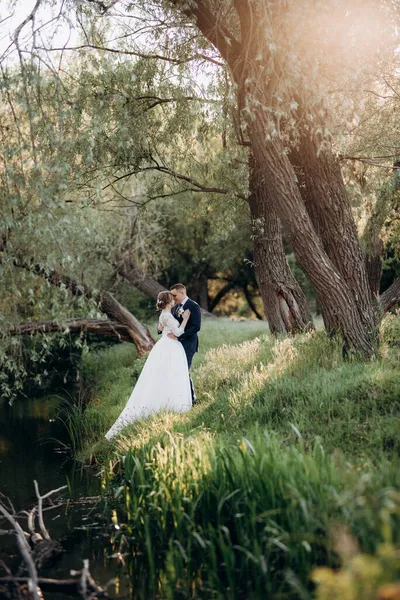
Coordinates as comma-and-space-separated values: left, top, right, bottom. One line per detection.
177, 0, 377, 356
16, 262, 154, 356
170, 0, 378, 355
291, 132, 378, 335
249, 155, 313, 334
249, 112, 377, 356
190, 272, 209, 311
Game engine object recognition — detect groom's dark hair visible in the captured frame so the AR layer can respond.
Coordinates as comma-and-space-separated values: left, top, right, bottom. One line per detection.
170, 283, 186, 292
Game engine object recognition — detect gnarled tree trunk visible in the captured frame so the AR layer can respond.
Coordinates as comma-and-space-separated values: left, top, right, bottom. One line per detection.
291, 132, 378, 337
249, 155, 313, 334
249, 113, 376, 356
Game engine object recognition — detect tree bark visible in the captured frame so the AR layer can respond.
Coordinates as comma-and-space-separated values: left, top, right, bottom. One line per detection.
190, 272, 209, 310
114, 256, 165, 299
291, 132, 378, 336
248, 155, 313, 333
249, 113, 376, 356
380, 275, 400, 313
3, 318, 133, 342
115, 255, 215, 317
15, 262, 154, 356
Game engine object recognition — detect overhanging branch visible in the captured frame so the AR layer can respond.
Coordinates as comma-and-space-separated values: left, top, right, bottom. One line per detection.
34, 43, 224, 66
102, 163, 247, 200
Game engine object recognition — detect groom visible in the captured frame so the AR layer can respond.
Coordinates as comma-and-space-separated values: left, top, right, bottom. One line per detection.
168, 283, 201, 404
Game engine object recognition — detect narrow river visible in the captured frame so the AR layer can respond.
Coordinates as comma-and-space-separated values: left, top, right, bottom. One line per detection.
0, 394, 130, 599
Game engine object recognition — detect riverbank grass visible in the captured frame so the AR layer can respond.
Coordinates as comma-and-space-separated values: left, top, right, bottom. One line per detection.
72, 315, 400, 598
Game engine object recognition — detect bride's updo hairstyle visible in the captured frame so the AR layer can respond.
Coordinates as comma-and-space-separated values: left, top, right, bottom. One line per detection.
156, 290, 173, 311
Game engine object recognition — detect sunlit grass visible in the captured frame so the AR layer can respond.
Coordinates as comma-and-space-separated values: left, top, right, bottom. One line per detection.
73, 317, 268, 459
63, 314, 400, 598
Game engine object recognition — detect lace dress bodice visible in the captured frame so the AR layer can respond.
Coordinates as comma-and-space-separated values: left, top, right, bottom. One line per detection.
159, 311, 186, 338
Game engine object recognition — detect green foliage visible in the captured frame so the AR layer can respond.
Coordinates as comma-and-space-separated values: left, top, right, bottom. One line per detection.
106, 431, 342, 598
0, 333, 87, 401
380, 312, 400, 349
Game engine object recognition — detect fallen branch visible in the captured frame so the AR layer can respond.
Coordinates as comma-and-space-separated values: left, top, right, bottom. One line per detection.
0, 573, 111, 595
34, 481, 66, 542
0, 483, 108, 599
0, 503, 42, 600
3, 318, 133, 343
13, 260, 155, 356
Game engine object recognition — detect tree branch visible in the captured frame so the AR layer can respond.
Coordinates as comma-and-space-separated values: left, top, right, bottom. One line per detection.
102, 163, 247, 200
380, 276, 400, 313
170, 0, 241, 67
243, 285, 263, 320
0, 503, 41, 600
3, 318, 133, 342
83, 0, 119, 14
13, 260, 154, 355
34, 43, 223, 66
208, 282, 235, 312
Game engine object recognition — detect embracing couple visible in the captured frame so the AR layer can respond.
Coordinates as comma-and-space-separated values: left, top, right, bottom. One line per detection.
105, 284, 201, 440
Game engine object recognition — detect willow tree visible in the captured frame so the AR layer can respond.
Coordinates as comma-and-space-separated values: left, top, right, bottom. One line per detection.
0, 60, 157, 371
158, 0, 399, 355
4, 0, 312, 335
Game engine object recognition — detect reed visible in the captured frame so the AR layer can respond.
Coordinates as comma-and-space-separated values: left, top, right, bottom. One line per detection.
103, 430, 400, 598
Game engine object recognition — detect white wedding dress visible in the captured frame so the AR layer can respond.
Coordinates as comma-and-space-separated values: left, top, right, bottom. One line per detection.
105, 310, 192, 440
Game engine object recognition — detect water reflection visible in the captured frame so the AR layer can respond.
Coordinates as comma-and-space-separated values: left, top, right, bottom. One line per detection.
0, 395, 130, 599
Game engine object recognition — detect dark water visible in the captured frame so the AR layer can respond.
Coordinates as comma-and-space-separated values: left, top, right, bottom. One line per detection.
0, 395, 130, 599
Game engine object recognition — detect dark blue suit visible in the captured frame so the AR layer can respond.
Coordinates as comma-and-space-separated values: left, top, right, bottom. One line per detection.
172, 298, 201, 368
171, 298, 201, 403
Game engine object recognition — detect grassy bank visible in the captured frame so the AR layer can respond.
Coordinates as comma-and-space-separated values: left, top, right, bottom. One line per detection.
66, 315, 400, 598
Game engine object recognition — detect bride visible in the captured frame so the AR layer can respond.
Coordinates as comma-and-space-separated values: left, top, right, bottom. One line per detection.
105, 290, 193, 440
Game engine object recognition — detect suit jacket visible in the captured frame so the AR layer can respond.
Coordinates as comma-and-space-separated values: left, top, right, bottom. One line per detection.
172, 298, 201, 356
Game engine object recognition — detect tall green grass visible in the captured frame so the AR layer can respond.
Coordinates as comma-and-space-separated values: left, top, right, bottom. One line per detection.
64, 315, 400, 598
103, 430, 400, 599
